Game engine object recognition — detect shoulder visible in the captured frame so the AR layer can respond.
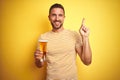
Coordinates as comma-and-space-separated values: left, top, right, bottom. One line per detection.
64, 29, 80, 36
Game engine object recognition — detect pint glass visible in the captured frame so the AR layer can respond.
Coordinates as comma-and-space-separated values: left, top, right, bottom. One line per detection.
39, 39, 48, 61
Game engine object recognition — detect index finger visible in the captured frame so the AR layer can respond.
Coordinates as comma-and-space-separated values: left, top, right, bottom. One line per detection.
81, 18, 85, 26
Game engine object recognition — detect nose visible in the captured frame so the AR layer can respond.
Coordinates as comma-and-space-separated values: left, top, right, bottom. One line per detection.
55, 15, 59, 21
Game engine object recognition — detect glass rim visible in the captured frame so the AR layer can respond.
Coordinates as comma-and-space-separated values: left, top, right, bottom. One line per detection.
38, 39, 48, 42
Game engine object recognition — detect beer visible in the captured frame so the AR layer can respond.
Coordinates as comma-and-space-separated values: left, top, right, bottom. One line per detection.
39, 39, 48, 61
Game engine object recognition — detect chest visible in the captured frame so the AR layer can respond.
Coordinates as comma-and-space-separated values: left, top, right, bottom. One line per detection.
47, 34, 76, 54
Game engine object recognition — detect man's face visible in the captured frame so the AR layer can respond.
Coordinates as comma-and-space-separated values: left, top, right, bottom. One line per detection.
49, 8, 65, 30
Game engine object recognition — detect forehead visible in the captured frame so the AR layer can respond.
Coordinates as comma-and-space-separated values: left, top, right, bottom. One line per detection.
50, 8, 64, 14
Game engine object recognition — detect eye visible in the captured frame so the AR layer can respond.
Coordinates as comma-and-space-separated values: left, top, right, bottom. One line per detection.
51, 14, 56, 17
59, 14, 63, 17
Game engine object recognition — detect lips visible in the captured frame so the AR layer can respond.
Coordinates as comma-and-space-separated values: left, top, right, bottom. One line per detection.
55, 22, 60, 24
54, 20, 61, 23
54, 21, 61, 26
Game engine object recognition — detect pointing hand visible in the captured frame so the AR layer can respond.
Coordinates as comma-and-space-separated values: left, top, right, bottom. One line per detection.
79, 18, 90, 37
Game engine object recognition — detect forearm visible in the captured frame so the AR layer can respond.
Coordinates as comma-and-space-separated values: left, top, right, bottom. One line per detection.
81, 36, 92, 65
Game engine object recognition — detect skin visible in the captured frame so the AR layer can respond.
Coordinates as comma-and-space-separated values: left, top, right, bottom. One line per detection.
77, 18, 92, 65
34, 8, 92, 67
48, 8, 65, 32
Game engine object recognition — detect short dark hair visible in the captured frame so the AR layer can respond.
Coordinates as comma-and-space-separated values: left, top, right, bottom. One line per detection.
49, 3, 65, 15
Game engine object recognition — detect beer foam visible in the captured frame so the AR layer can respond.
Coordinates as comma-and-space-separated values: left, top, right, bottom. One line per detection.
39, 39, 48, 42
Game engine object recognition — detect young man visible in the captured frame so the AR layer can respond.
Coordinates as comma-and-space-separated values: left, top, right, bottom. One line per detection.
34, 3, 92, 80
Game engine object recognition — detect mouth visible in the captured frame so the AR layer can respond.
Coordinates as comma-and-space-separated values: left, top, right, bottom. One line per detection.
54, 20, 61, 23
54, 21, 61, 26
55, 22, 60, 24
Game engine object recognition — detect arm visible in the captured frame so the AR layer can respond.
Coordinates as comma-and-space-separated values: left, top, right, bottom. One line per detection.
76, 18, 92, 65
76, 37, 92, 65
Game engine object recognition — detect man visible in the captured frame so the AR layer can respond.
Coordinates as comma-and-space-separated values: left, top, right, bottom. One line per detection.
34, 3, 92, 80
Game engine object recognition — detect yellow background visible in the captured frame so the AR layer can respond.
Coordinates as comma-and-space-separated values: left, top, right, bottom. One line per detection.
0, 0, 120, 80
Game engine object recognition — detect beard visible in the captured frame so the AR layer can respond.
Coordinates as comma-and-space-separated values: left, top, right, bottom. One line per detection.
51, 20, 63, 30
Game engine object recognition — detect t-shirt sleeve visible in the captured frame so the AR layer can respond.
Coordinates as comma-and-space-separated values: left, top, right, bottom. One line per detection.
74, 31, 83, 48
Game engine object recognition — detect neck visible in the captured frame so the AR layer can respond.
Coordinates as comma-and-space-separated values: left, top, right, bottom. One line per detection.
52, 27, 64, 33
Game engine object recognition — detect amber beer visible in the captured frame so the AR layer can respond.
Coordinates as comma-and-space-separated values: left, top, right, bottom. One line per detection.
39, 39, 48, 61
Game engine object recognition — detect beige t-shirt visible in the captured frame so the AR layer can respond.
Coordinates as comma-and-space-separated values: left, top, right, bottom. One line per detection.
39, 29, 82, 80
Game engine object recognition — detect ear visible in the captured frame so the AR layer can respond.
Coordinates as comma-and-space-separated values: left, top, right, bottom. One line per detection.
64, 15, 66, 18
48, 15, 50, 20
